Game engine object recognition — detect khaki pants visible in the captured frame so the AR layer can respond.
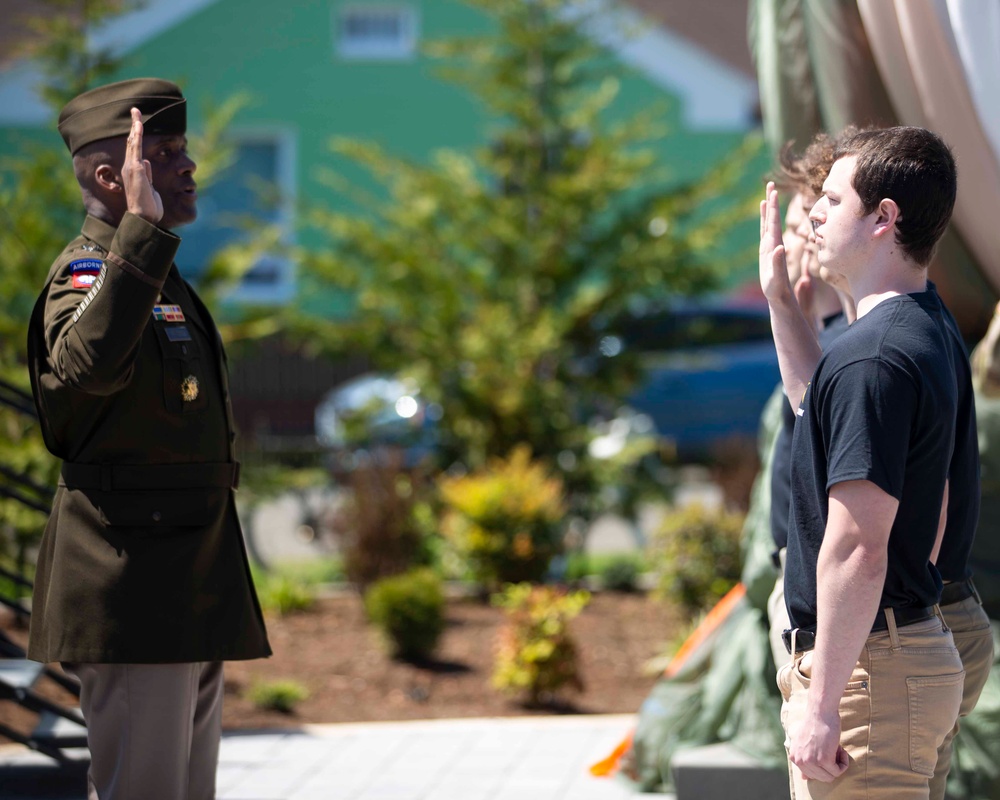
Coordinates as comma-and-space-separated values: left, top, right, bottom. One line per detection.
768, 548, 790, 671
64, 662, 223, 800
929, 596, 994, 800
777, 614, 964, 799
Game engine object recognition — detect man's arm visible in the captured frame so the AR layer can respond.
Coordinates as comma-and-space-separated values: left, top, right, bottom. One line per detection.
759, 182, 823, 411
930, 479, 949, 565
787, 479, 896, 782
46, 109, 177, 394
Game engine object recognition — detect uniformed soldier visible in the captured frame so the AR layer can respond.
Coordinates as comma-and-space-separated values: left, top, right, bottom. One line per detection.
27, 78, 271, 800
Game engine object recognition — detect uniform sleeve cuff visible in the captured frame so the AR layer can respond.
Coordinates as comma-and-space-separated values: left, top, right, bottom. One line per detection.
107, 212, 181, 287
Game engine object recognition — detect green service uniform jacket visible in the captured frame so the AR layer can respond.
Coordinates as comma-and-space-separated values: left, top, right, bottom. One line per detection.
26, 212, 271, 664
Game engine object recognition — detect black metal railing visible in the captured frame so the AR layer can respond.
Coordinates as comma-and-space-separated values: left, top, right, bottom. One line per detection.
0, 375, 49, 610
0, 377, 37, 419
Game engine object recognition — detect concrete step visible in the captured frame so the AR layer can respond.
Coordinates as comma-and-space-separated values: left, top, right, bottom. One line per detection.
672, 742, 790, 800
0, 659, 44, 691
32, 711, 88, 748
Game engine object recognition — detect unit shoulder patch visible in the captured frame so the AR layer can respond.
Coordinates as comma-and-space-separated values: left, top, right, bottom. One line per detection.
68, 258, 103, 290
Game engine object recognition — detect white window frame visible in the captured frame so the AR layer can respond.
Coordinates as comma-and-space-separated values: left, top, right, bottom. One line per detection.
219, 127, 298, 305
335, 3, 419, 61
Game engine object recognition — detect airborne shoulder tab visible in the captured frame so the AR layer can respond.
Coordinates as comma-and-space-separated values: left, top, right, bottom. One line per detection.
67, 258, 103, 290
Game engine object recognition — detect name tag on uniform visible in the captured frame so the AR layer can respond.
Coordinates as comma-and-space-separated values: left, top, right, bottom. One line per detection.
165, 325, 193, 342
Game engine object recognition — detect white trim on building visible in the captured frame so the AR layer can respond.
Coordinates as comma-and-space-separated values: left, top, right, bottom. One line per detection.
569, 0, 758, 130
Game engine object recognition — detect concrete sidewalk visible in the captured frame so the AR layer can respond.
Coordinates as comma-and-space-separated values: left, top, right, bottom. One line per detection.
0, 714, 670, 800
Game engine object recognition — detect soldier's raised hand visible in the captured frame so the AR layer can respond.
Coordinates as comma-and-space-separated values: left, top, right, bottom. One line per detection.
122, 107, 163, 224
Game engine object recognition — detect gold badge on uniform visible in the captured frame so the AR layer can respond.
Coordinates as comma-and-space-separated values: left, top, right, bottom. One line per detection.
181, 375, 200, 402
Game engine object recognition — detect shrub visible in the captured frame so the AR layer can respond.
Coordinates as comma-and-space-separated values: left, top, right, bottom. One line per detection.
649, 502, 744, 614
247, 679, 309, 713
563, 551, 646, 591
338, 452, 429, 592
492, 583, 590, 706
439, 446, 565, 588
250, 566, 316, 615
598, 554, 643, 592
364, 568, 446, 660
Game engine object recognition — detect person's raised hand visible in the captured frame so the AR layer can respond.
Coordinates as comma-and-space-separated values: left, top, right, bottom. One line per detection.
122, 107, 163, 224
759, 182, 793, 305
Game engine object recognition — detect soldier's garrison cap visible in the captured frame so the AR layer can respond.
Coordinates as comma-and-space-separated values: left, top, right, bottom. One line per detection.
58, 78, 186, 154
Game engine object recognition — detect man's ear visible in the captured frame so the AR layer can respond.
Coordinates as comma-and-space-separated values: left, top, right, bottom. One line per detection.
873, 198, 900, 240
94, 164, 123, 193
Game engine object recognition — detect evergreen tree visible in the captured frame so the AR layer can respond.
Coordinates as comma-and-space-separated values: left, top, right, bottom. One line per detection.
0, 0, 247, 575
0, 1, 142, 578
297, 0, 759, 510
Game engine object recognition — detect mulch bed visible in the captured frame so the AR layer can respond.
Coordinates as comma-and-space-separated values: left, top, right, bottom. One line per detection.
0, 591, 682, 738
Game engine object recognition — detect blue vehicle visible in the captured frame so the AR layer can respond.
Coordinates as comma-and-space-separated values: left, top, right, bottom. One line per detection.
605, 300, 780, 457
315, 300, 780, 462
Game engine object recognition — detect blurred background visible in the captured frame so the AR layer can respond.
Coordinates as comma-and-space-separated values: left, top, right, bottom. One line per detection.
0, 0, 782, 570
1, 1, 1000, 778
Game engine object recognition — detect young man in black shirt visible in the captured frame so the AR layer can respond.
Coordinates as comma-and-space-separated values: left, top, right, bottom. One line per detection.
759, 126, 968, 798
767, 137, 854, 670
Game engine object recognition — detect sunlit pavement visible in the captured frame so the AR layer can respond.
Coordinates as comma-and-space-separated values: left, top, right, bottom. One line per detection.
0, 713, 671, 800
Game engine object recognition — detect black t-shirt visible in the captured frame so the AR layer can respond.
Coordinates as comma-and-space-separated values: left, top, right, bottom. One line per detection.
770, 313, 850, 551
930, 283, 980, 582
785, 290, 958, 631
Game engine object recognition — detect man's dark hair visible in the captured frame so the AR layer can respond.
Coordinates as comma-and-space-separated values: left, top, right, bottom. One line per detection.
833, 126, 956, 266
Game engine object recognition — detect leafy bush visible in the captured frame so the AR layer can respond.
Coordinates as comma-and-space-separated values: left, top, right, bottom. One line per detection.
250, 567, 315, 615
649, 503, 744, 614
364, 568, 446, 660
492, 583, 590, 706
564, 551, 647, 591
247, 680, 308, 713
598, 554, 643, 592
439, 446, 566, 587
338, 453, 429, 592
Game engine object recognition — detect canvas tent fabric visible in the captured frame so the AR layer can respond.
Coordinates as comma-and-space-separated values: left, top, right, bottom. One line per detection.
944, 0, 1000, 165
749, 0, 999, 338
856, 0, 1000, 305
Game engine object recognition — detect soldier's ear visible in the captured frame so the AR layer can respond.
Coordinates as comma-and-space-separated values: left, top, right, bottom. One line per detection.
95, 164, 122, 193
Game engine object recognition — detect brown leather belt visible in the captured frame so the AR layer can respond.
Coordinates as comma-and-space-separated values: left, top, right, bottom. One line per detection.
60, 461, 240, 491
782, 605, 937, 654
940, 578, 980, 607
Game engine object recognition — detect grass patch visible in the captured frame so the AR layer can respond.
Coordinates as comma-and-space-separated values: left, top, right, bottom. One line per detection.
247, 679, 309, 713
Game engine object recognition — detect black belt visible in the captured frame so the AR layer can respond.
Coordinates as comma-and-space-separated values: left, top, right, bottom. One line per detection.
782, 605, 937, 654
60, 461, 240, 491
940, 578, 980, 607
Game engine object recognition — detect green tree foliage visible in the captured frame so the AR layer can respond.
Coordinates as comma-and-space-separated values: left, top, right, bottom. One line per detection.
0, 1, 139, 568
295, 0, 757, 504
0, 2, 248, 566
13, 1, 143, 109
